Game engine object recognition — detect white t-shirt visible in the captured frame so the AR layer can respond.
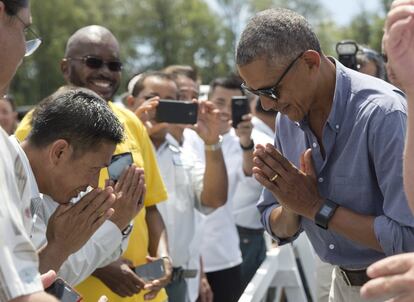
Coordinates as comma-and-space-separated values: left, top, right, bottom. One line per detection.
0, 128, 43, 300
183, 128, 244, 272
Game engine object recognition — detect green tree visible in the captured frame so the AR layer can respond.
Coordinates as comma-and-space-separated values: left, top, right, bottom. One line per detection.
10, 0, 235, 105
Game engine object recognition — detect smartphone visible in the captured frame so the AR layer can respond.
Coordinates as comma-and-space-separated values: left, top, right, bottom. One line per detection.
134, 258, 165, 282
108, 152, 133, 182
231, 96, 250, 128
45, 278, 82, 302
155, 99, 198, 124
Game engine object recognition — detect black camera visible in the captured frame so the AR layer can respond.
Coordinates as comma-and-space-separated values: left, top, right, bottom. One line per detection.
336, 40, 359, 71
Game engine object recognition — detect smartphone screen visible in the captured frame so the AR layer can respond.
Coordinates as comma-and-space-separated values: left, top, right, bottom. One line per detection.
231, 96, 250, 128
108, 152, 133, 181
134, 258, 165, 282
45, 278, 82, 302
155, 99, 198, 124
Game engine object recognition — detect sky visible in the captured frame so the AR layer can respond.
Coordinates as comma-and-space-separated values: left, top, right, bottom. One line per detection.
320, 0, 382, 25
206, 0, 384, 26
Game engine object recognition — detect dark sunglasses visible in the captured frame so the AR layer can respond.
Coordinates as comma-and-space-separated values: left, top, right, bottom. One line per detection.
67, 56, 123, 72
241, 52, 304, 101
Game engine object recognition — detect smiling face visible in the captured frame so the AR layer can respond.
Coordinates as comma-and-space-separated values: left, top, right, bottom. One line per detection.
61, 32, 121, 101
44, 140, 116, 204
237, 53, 319, 122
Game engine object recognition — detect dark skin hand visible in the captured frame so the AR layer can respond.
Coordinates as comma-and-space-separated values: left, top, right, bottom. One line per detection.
93, 257, 146, 297
253, 144, 323, 219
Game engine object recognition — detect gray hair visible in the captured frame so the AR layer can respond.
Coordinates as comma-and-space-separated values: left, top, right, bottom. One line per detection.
236, 8, 321, 66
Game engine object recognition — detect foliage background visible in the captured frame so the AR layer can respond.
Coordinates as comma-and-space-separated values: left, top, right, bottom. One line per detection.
10, 0, 393, 105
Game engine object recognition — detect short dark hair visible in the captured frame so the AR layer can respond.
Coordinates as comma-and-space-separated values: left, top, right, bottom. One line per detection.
131, 71, 176, 97
236, 8, 321, 66
209, 74, 244, 98
28, 87, 124, 155
0, 0, 28, 16
164, 65, 198, 82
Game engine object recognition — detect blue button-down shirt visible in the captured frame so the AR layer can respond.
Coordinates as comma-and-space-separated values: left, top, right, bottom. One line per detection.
257, 59, 414, 269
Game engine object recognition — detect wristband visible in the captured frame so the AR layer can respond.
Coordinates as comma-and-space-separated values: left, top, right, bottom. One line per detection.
240, 139, 254, 151
204, 135, 223, 151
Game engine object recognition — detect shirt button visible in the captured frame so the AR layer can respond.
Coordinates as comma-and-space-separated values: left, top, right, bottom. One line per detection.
329, 244, 335, 250
312, 142, 317, 148
318, 177, 324, 183
336, 125, 340, 129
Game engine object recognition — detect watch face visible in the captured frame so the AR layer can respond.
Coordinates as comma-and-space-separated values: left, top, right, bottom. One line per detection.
320, 205, 332, 216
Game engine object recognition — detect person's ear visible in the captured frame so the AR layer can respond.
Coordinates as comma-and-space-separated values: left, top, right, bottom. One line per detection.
303, 50, 321, 71
49, 139, 72, 166
60, 58, 70, 82
126, 95, 136, 110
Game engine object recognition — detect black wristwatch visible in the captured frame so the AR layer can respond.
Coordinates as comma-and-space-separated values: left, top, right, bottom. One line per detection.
121, 223, 134, 237
314, 199, 338, 230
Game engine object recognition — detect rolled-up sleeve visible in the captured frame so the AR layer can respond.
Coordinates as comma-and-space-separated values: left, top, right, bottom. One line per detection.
371, 108, 414, 256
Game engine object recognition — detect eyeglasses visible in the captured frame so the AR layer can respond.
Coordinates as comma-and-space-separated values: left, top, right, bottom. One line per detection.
67, 56, 123, 72
241, 52, 304, 101
15, 14, 42, 57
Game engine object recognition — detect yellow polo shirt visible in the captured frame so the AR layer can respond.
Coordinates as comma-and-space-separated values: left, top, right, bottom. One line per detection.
15, 102, 168, 302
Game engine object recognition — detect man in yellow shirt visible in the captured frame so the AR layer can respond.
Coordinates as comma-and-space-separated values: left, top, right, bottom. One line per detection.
15, 25, 170, 302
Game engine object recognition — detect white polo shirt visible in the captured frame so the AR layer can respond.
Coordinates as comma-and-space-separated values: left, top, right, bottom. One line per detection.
0, 129, 43, 301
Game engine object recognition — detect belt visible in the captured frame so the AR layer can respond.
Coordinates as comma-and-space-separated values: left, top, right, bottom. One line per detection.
339, 267, 371, 287
236, 225, 265, 235
171, 267, 198, 281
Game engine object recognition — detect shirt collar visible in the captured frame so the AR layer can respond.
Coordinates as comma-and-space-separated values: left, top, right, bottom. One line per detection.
325, 58, 352, 133
298, 57, 351, 133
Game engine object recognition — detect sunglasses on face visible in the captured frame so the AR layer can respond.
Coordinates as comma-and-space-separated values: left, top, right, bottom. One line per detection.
67, 56, 123, 72
241, 52, 304, 101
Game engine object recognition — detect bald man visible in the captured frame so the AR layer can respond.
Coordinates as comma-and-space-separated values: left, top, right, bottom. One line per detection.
15, 26, 171, 302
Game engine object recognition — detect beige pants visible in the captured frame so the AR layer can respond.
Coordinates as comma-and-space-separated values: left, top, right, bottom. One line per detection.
316, 258, 334, 302
328, 266, 384, 302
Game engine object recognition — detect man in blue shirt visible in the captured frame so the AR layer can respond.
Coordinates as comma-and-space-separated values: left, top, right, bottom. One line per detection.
236, 8, 414, 302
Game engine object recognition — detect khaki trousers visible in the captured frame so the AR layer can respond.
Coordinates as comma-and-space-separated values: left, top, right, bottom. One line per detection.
328, 266, 384, 302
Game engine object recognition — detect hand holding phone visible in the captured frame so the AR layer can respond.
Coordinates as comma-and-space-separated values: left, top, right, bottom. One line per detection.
156, 99, 198, 124
45, 278, 82, 302
134, 258, 166, 282
231, 96, 250, 128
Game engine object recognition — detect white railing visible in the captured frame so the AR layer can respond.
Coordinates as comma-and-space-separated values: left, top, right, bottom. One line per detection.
239, 234, 317, 302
